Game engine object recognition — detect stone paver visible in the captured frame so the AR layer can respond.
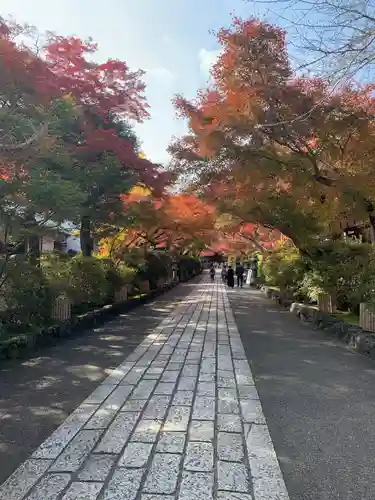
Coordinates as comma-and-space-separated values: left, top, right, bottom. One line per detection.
0, 277, 289, 500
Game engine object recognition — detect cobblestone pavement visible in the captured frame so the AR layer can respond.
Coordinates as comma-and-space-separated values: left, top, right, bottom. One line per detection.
0, 278, 289, 500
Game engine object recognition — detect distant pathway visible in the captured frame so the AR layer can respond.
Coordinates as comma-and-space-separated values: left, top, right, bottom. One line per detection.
0, 277, 289, 500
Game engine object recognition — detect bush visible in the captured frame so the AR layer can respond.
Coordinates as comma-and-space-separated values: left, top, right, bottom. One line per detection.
67, 256, 110, 307
305, 241, 375, 313
0, 248, 200, 341
0, 257, 52, 333
100, 259, 139, 300
106, 262, 138, 287
262, 245, 306, 295
178, 256, 202, 281
41, 252, 71, 298
263, 241, 375, 313
42, 253, 139, 302
138, 252, 173, 290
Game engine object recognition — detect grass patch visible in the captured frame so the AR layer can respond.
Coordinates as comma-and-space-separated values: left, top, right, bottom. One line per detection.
332, 311, 359, 325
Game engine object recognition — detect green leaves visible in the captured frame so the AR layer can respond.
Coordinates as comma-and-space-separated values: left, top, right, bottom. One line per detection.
23, 168, 85, 222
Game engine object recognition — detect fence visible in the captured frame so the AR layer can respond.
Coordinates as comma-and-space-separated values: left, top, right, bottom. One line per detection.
360, 303, 375, 333
1, 278, 158, 329
51, 296, 71, 321
114, 286, 128, 304
157, 278, 165, 290
317, 293, 336, 313
139, 280, 150, 294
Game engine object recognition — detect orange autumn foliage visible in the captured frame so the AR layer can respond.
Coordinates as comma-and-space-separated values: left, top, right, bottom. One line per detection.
100, 193, 216, 257
170, 17, 375, 246
100, 189, 283, 261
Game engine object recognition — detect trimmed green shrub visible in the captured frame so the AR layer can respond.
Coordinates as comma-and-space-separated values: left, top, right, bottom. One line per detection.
305, 241, 375, 313
41, 252, 71, 298
0, 257, 52, 334
178, 256, 202, 281
108, 263, 138, 286
0, 248, 202, 342
262, 245, 306, 295
138, 252, 173, 290
67, 256, 110, 307
263, 241, 375, 313
101, 259, 139, 300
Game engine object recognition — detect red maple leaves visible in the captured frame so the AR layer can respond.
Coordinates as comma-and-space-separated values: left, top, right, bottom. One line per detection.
45, 36, 149, 119
0, 17, 166, 195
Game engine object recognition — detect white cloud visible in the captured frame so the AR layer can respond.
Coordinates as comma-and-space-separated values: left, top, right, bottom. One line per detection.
146, 67, 174, 86
199, 48, 221, 77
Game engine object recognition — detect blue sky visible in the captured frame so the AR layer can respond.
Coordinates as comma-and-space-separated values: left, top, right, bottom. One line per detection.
0, 0, 277, 165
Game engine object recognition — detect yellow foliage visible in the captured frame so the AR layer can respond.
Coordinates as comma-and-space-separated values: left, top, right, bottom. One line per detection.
61, 93, 76, 106
129, 184, 152, 198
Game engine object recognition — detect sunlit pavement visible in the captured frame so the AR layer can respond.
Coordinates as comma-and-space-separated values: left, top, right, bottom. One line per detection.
0, 277, 289, 500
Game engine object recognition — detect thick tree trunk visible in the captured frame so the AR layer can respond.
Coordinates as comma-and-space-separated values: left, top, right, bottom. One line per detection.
80, 215, 93, 257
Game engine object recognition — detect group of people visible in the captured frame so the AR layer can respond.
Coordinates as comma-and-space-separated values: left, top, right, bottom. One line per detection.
210, 263, 246, 288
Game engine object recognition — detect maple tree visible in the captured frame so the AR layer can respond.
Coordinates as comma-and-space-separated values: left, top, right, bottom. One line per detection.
169, 17, 375, 250
41, 29, 167, 256
213, 214, 283, 254
99, 187, 283, 264
0, 19, 51, 152
0, 20, 83, 259
99, 191, 216, 262
0, 17, 166, 260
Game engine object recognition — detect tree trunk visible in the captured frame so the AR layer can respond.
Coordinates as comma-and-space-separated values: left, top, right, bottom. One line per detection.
27, 234, 41, 266
369, 215, 375, 243
23, 213, 40, 266
80, 215, 93, 257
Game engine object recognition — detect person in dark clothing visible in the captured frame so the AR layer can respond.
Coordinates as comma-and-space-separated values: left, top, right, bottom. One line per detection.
235, 263, 245, 288
221, 265, 227, 282
209, 265, 215, 281
226, 266, 235, 288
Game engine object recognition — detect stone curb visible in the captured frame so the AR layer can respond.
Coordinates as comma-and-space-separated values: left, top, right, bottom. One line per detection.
260, 285, 375, 360
0, 276, 198, 362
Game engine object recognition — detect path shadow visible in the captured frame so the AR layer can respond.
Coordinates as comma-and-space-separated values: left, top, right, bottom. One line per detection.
229, 288, 375, 500
0, 281, 196, 483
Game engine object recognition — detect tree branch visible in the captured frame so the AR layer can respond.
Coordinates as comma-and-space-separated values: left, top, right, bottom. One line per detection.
0, 122, 48, 151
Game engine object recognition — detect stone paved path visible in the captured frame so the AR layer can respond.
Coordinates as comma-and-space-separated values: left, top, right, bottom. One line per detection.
0, 277, 289, 500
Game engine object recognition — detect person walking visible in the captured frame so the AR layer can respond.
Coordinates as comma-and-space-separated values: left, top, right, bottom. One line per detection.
235, 262, 245, 288
210, 264, 216, 281
226, 266, 235, 288
221, 265, 227, 283
246, 267, 252, 286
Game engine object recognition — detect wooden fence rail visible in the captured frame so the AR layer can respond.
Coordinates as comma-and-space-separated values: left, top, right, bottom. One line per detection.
360, 303, 375, 332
